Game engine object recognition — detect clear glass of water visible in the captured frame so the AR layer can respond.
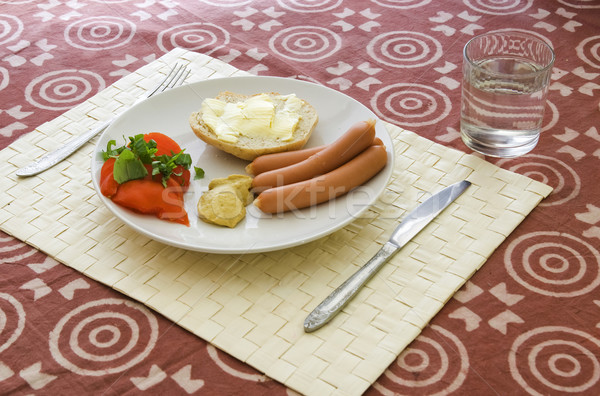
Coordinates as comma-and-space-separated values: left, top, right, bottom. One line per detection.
460, 31, 555, 158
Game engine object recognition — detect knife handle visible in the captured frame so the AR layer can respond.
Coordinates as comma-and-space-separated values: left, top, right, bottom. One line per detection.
15, 119, 111, 177
304, 241, 399, 332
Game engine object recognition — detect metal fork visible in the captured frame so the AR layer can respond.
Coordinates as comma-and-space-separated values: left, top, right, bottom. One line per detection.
15, 64, 191, 177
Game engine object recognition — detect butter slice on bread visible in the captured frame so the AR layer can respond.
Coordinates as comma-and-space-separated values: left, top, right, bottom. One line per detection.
189, 91, 318, 161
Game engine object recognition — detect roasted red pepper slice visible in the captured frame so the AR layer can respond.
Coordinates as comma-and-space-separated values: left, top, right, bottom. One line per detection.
100, 157, 119, 197
144, 132, 182, 156
111, 177, 189, 226
100, 132, 191, 226
144, 133, 190, 191
171, 167, 190, 192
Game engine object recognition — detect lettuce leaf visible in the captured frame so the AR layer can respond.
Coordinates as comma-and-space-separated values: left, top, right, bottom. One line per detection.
113, 149, 148, 184
103, 134, 191, 186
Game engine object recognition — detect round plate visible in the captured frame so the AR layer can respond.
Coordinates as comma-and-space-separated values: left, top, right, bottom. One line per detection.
91, 76, 394, 254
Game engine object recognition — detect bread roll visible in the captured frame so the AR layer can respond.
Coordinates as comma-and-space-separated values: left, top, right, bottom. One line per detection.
189, 91, 318, 161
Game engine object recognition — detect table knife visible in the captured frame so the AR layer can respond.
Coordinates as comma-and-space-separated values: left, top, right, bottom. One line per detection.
303, 179, 471, 332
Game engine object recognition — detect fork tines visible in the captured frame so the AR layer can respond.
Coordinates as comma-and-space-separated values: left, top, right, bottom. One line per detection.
166, 64, 190, 89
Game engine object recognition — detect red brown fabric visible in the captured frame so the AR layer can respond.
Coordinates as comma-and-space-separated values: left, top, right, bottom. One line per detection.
1, 1, 599, 395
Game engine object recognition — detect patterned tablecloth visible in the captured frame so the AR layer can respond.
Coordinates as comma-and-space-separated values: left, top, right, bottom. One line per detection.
1, 1, 599, 395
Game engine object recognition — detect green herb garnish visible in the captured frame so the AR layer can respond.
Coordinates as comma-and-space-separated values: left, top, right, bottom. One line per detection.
130, 134, 157, 163
194, 167, 205, 180
102, 134, 192, 187
112, 148, 148, 184
102, 139, 126, 160
152, 151, 192, 187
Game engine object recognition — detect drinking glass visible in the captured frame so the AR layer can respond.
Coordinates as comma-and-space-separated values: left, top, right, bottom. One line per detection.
460, 31, 555, 158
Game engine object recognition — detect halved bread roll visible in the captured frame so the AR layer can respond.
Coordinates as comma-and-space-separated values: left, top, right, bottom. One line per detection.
189, 91, 318, 161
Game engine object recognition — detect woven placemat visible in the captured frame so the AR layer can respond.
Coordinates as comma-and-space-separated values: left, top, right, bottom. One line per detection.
0, 48, 552, 396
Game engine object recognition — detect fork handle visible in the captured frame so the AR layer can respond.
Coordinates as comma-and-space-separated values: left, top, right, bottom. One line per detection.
15, 118, 112, 177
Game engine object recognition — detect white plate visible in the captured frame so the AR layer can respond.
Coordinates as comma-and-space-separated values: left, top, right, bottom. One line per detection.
91, 76, 394, 254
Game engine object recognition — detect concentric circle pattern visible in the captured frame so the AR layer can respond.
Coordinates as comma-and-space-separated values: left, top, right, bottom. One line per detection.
541, 100, 559, 132
276, 0, 343, 12
371, 0, 433, 9
0, 0, 36, 5
157, 22, 230, 54
269, 26, 341, 62
463, 0, 534, 15
49, 298, 158, 376
207, 345, 269, 382
1, 0, 600, 395
0, 293, 25, 354
576, 35, 600, 68
505, 231, 600, 297
510, 327, 600, 395
0, 14, 23, 45
197, 0, 253, 6
0, 67, 8, 91
24, 69, 105, 111
374, 325, 468, 394
558, 0, 600, 8
367, 31, 442, 68
496, 154, 580, 206
64, 16, 135, 51
371, 83, 451, 127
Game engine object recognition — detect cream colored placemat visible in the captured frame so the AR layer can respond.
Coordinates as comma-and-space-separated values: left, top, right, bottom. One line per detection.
0, 48, 552, 396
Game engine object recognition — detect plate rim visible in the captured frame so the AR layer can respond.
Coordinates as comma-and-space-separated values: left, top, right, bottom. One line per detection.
90, 75, 395, 254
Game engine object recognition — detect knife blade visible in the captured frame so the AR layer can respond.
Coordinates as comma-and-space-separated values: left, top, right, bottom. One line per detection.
303, 179, 471, 332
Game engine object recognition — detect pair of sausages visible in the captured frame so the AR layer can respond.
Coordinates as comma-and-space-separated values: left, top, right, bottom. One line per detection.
250, 119, 377, 192
249, 119, 388, 214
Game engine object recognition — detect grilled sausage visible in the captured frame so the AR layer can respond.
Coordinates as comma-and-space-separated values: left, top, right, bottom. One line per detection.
251, 119, 376, 193
245, 145, 325, 176
254, 144, 387, 214
246, 137, 384, 176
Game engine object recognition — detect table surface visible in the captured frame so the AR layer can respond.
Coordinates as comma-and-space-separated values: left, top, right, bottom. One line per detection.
1, 1, 599, 395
